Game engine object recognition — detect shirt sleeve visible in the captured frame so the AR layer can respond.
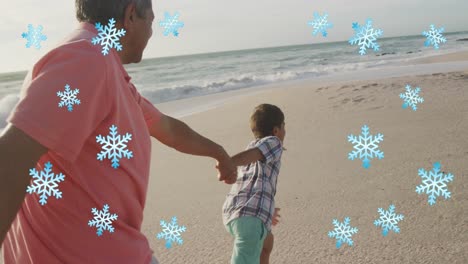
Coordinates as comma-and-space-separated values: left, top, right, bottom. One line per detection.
6, 45, 111, 163
255, 136, 283, 164
128, 82, 162, 129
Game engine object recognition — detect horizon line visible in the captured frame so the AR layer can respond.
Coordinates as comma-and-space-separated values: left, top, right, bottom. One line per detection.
1, 30, 467, 75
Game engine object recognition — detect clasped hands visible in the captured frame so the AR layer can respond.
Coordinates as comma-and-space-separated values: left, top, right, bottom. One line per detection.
215, 155, 237, 184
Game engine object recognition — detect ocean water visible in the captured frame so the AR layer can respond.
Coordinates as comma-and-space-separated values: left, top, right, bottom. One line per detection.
0, 31, 467, 129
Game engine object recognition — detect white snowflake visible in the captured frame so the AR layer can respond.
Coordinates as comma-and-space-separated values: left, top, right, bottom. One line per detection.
416, 162, 454, 206
374, 204, 404, 237
422, 24, 447, 50
57, 84, 81, 112
399, 84, 424, 111
91, 18, 126, 55
328, 217, 358, 249
307, 12, 333, 37
159, 12, 184, 37
26, 161, 65, 206
88, 204, 118, 236
157, 216, 187, 249
21, 24, 47, 49
96, 125, 133, 169
349, 19, 383, 55
348, 125, 384, 169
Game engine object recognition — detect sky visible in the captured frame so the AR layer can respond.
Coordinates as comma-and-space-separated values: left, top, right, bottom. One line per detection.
0, 0, 467, 73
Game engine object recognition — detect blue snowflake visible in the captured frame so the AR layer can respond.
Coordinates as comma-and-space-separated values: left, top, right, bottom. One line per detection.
57, 84, 81, 112
159, 12, 184, 37
307, 12, 333, 37
416, 162, 454, 206
400, 84, 424, 111
348, 125, 384, 169
422, 25, 447, 50
21, 24, 47, 49
96, 125, 133, 169
26, 161, 65, 206
374, 204, 404, 237
328, 217, 358, 249
91, 18, 126, 56
349, 19, 383, 55
88, 204, 118, 236
157, 216, 187, 249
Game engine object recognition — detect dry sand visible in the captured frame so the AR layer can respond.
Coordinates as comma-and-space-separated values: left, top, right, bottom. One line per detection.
2, 52, 468, 264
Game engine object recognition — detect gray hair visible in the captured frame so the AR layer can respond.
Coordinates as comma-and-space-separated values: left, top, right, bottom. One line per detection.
75, 0, 152, 24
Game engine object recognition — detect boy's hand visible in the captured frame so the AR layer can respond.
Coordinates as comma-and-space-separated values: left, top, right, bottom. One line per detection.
272, 208, 281, 226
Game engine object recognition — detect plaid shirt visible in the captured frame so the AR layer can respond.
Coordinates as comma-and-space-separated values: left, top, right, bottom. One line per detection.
222, 136, 283, 232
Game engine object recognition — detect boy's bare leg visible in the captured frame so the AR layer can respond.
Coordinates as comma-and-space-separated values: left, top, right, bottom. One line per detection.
260, 232, 274, 264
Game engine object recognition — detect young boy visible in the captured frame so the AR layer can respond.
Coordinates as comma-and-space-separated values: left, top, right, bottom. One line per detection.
222, 104, 286, 264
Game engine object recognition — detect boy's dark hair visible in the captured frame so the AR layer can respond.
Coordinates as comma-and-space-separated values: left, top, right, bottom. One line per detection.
250, 104, 284, 139
75, 0, 152, 25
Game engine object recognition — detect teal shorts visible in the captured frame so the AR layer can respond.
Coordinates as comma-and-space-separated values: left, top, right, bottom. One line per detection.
226, 216, 268, 264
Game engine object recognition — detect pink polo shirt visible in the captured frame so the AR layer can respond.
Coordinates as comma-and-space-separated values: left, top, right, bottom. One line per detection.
2, 23, 161, 263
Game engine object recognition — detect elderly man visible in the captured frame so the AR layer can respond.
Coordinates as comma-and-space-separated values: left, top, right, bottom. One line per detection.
0, 0, 237, 263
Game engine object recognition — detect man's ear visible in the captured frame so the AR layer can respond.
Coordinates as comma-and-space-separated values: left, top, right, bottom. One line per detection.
123, 3, 137, 29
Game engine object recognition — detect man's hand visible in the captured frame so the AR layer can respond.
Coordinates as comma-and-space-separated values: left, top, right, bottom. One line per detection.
272, 208, 281, 226
215, 156, 237, 184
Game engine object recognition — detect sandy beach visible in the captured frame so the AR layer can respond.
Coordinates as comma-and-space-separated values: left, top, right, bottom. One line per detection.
143, 52, 468, 264
412, 50, 468, 64
2, 51, 468, 264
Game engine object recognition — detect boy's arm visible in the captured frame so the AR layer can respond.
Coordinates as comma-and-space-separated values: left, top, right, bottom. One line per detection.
231, 148, 264, 167
272, 208, 281, 226
0, 125, 48, 245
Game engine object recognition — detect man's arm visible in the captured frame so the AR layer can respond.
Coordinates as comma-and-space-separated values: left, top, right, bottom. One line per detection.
149, 114, 237, 183
0, 124, 48, 245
